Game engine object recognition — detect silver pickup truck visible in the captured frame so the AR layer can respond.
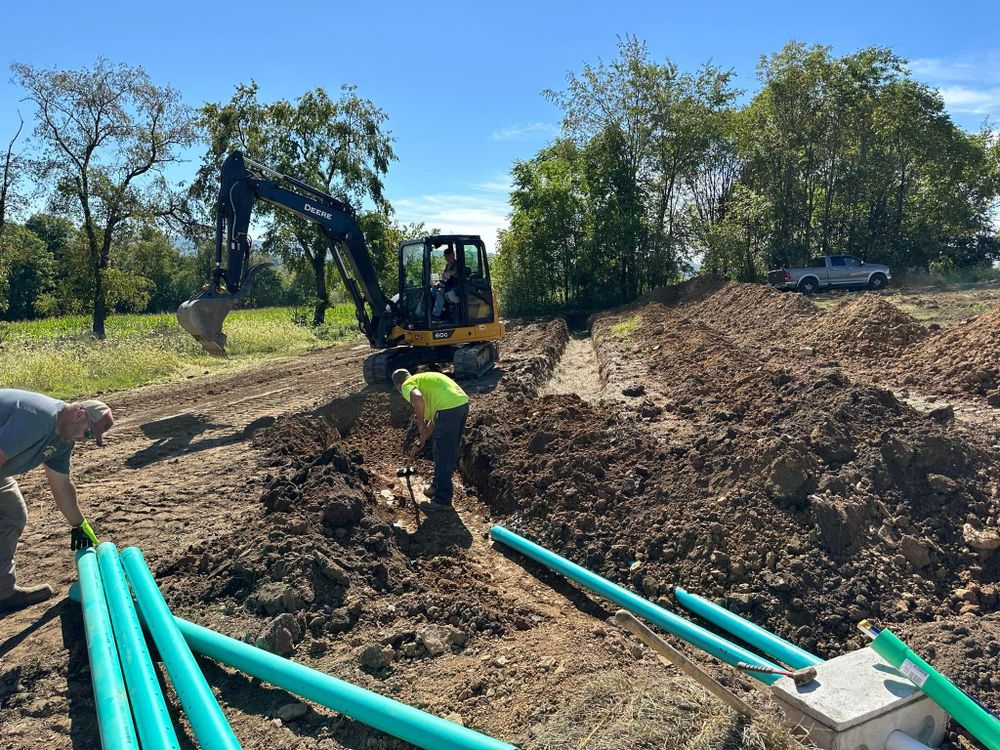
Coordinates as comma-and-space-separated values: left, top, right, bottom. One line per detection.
767, 255, 891, 294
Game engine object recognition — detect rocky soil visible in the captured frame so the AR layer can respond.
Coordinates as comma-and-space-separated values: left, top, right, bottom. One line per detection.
3, 282, 1000, 749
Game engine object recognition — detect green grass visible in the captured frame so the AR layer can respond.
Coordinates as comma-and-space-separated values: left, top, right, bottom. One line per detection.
0, 305, 359, 399
611, 314, 643, 340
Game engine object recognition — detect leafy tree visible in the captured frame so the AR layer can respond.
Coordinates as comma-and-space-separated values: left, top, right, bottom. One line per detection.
196, 82, 396, 324
12, 58, 196, 336
116, 221, 188, 311
0, 223, 56, 319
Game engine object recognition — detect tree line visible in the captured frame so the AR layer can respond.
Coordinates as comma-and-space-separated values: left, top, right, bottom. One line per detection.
3, 43, 998, 328
0, 59, 414, 333
495, 39, 1000, 314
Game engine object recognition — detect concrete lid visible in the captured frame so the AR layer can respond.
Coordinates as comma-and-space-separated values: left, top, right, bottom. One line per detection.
771, 647, 923, 731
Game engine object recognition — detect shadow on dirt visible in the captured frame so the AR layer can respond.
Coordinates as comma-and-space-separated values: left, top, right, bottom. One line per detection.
0, 599, 65, 661
398, 508, 474, 558
127, 414, 276, 469
492, 544, 614, 622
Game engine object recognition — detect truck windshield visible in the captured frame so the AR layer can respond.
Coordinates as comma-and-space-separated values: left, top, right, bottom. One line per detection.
808, 257, 826, 268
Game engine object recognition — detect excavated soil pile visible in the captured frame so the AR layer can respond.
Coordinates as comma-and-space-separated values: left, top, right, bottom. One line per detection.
464, 303, 1000, 666
631, 276, 725, 309
902, 303, 1000, 403
590, 302, 785, 423
687, 282, 820, 345
800, 294, 928, 360
160, 392, 536, 672
901, 613, 1000, 710
481, 319, 569, 399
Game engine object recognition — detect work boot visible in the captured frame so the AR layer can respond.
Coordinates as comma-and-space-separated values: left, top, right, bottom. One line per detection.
0, 584, 55, 615
417, 500, 453, 514
422, 484, 436, 499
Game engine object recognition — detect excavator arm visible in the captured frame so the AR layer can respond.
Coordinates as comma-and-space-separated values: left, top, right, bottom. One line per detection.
178, 152, 397, 355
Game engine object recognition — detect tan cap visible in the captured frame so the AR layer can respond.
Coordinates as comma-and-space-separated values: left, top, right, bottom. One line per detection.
79, 400, 114, 446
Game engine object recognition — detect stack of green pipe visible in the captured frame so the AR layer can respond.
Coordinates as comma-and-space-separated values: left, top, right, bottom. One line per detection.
120, 546, 242, 749
96, 543, 180, 749
75, 549, 139, 749
70, 552, 517, 750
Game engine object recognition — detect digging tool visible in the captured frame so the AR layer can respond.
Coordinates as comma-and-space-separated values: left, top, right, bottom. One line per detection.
735, 661, 817, 687
615, 610, 754, 719
396, 467, 421, 526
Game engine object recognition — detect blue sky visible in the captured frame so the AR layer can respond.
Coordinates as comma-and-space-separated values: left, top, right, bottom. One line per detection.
2, 1, 999, 250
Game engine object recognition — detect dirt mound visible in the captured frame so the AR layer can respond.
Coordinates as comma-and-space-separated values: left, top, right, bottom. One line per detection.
480, 319, 569, 399
590, 302, 784, 427
802, 294, 928, 360
463, 305, 1000, 664
631, 276, 726, 309
904, 303, 1000, 401
900, 614, 1000, 710
688, 282, 819, 343
161, 398, 536, 665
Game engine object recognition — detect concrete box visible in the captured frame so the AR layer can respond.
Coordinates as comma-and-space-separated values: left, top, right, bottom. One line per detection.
770, 647, 948, 750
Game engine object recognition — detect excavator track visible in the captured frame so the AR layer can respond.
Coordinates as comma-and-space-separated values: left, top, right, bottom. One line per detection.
452, 341, 500, 378
363, 342, 500, 385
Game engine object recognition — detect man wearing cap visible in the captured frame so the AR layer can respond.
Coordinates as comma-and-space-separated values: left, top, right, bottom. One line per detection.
0, 389, 113, 616
391, 369, 469, 513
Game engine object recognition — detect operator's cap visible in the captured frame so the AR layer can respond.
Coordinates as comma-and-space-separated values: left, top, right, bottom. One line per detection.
79, 400, 114, 446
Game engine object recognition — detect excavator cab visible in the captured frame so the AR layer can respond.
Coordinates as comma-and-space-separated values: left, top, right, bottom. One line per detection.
397, 236, 497, 330
374, 235, 503, 381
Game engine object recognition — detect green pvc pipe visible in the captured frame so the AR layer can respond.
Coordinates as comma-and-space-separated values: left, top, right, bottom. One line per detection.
119, 547, 242, 750
68, 586, 516, 750
674, 587, 822, 669
75, 549, 139, 749
870, 627, 1000, 750
489, 526, 782, 683
96, 543, 181, 749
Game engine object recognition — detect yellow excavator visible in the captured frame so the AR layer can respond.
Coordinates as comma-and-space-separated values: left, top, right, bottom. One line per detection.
177, 152, 504, 384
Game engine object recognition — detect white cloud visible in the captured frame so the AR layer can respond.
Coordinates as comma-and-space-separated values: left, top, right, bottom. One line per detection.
937, 86, 1000, 115
908, 52, 1000, 118
490, 121, 559, 141
909, 53, 1000, 85
394, 182, 511, 252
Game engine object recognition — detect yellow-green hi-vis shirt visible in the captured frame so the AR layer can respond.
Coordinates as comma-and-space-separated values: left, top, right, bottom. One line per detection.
400, 373, 469, 423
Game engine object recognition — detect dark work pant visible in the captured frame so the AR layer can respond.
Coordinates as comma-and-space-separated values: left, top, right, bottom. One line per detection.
432, 402, 469, 505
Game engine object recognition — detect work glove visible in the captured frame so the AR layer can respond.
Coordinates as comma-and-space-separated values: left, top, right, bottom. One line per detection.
70, 526, 94, 550
70, 521, 100, 550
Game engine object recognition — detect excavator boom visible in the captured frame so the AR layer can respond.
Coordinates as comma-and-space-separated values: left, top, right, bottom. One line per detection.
177, 152, 393, 355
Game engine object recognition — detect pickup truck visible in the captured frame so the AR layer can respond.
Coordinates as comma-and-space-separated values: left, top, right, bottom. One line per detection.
767, 255, 891, 294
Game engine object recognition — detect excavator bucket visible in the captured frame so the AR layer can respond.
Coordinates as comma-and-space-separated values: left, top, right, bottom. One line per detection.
177, 291, 235, 357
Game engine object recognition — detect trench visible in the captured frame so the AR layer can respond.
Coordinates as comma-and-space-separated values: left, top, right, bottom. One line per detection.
539, 331, 604, 403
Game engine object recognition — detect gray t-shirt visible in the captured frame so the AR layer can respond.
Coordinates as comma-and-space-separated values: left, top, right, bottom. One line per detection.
0, 389, 74, 477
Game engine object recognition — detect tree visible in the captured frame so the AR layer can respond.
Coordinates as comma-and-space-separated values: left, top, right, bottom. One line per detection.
0, 113, 27, 240
12, 58, 196, 337
0, 223, 56, 319
25, 213, 89, 314
736, 43, 999, 272
196, 82, 396, 324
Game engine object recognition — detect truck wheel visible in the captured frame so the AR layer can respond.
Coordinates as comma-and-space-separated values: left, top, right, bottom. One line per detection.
867, 274, 887, 290
799, 278, 819, 295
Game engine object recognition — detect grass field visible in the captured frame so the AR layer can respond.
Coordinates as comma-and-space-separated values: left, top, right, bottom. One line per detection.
0, 305, 360, 399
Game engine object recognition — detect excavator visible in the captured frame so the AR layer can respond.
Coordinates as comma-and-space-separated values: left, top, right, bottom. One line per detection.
177, 152, 504, 384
